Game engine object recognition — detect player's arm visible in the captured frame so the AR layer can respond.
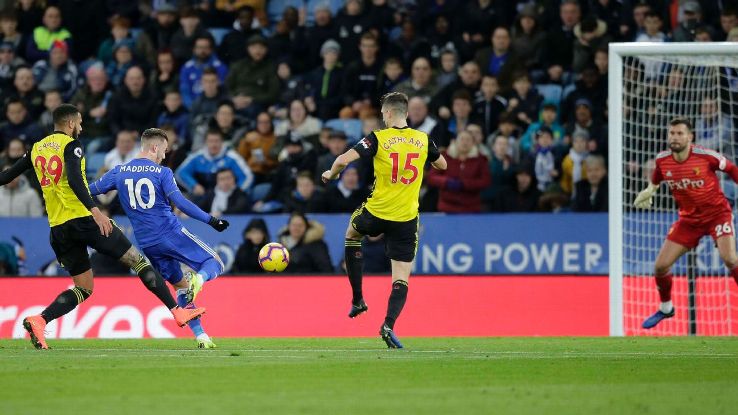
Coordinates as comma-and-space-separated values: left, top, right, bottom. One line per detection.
0, 152, 32, 185
89, 167, 117, 196
712, 154, 738, 183
322, 132, 377, 183
634, 164, 663, 209
427, 139, 447, 170
64, 141, 112, 236
162, 168, 229, 232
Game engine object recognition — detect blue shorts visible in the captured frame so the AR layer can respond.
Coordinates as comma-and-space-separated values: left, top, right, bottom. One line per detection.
142, 227, 223, 285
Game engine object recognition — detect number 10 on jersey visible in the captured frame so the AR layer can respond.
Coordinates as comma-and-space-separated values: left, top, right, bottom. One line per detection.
124, 178, 155, 209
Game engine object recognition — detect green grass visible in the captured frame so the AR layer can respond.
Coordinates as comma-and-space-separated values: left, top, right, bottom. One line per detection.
1, 337, 737, 415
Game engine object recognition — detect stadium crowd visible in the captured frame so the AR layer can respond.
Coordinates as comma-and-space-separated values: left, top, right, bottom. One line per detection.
0, 0, 735, 220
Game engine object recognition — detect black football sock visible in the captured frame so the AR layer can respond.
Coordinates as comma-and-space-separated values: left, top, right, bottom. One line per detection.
133, 255, 177, 309
384, 281, 408, 330
41, 286, 91, 323
345, 238, 364, 304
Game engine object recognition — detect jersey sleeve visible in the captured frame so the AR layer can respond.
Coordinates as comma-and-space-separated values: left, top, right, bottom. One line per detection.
651, 160, 664, 184
64, 140, 96, 210
89, 166, 118, 196
352, 132, 379, 159
160, 167, 180, 197
428, 139, 441, 162
163, 168, 211, 223
0, 152, 32, 185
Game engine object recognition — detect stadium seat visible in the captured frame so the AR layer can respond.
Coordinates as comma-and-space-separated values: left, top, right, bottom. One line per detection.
208, 28, 230, 46
325, 118, 363, 143
535, 84, 563, 107
85, 153, 106, 177
249, 182, 272, 204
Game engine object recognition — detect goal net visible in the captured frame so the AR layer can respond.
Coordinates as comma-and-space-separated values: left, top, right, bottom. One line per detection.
610, 43, 738, 336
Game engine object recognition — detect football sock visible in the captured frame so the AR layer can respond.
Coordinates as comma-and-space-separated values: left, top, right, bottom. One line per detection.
730, 266, 738, 285
41, 286, 91, 323
660, 300, 674, 314
655, 271, 673, 303
345, 238, 364, 304
384, 281, 408, 330
199, 257, 223, 282
133, 255, 177, 309
177, 289, 205, 337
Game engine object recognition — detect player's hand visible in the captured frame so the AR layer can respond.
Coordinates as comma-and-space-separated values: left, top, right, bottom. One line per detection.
208, 216, 229, 232
91, 207, 112, 237
634, 184, 658, 209
321, 170, 337, 184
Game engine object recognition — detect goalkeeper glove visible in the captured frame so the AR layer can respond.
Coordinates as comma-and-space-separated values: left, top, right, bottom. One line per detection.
208, 216, 230, 232
634, 183, 658, 209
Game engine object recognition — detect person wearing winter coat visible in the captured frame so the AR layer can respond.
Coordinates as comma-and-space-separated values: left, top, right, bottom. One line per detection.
426, 130, 491, 213
232, 218, 270, 274
277, 213, 333, 273
0, 170, 42, 217
559, 131, 589, 196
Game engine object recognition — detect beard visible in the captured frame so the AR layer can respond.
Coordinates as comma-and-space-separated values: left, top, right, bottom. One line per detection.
669, 142, 687, 152
71, 126, 80, 139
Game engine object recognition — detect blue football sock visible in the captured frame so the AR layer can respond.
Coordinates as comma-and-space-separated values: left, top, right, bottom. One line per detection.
177, 289, 205, 337
199, 257, 223, 282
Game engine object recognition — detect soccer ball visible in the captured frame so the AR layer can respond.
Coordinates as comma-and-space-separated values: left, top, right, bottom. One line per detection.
258, 242, 290, 272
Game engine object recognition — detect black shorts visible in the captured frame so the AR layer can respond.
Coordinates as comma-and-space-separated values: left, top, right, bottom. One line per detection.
350, 204, 418, 262
50, 216, 132, 276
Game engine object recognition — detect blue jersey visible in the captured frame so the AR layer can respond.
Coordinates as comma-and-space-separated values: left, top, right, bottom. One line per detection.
90, 158, 210, 248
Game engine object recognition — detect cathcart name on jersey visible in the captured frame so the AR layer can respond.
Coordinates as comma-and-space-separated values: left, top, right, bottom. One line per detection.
382, 136, 425, 150
118, 165, 163, 173
665, 178, 705, 190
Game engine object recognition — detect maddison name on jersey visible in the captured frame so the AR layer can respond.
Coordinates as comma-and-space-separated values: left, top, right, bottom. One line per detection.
119, 165, 163, 173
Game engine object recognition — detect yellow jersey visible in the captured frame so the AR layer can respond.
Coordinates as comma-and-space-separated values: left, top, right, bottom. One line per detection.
30, 133, 92, 227
353, 127, 441, 222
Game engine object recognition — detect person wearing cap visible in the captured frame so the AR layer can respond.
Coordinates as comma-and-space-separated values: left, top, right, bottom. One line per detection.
0, 41, 25, 90
105, 38, 136, 87
232, 218, 271, 274
141, 3, 179, 51
226, 34, 279, 117
97, 16, 155, 67
572, 14, 610, 73
26, 5, 72, 63
673, 1, 715, 42
30, 39, 82, 101
565, 97, 600, 151
306, 38, 344, 119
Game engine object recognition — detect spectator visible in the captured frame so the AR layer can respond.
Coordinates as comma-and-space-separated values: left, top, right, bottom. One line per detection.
179, 35, 227, 108
334, 0, 369, 65
268, 6, 308, 72
497, 164, 541, 212
102, 130, 138, 173
572, 154, 607, 212
105, 39, 136, 88
176, 129, 254, 196
511, 5, 546, 70
481, 134, 515, 211
434, 48, 458, 90
71, 63, 112, 144
0, 166, 42, 217
190, 67, 230, 124
486, 111, 521, 162
226, 34, 279, 118
530, 126, 558, 193
192, 101, 249, 150
272, 59, 309, 114
342, 32, 382, 116
2, 66, 44, 119
157, 90, 190, 144
474, 26, 523, 91
560, 131, 589, 197
635, 12, 667, 43
473, 75, 507, 137
0, 11, 26, 58
427, 130, 491, 213
565, 98, 604, 154
520, 103, 565, 156
171, 8, 209, 64
694, 26, 713, 42
377, 57, 405, 96
232, 218, 270, 274
273, 99, 323, 153
306, 39, 344, 120
561, 66, 606, 125
198, 168, 251, 216
159, 124, 188, 171
258, 133, 318, 212
141, 3, 179, 52
0, 99, 43, 148
719, 8, 738, 41
506, 72, 542, 128
426, 15, 457, 65
237, 111, 278, 183
457, 0, 503, 58
572, 15, 611, 73
672, 1, 712, 42
25, 5, 71, 62
542, 0, 580, 78
107, 65, 158, 135
277, 212, 333, 273
305, 3, 338, 70
695, 97, 733, 156
365, 0, 396, 32
316, 130, 348, 183
430, 60, 482, 121
0, 41, 24, 90
219, 6, 260, 64
38, 89, 61, 132
466, 123, 490, 159
321, 163, 368, 213
150, 50, 178, 100
97, 16, 155, 66
444, 90, 474, 143
282, 171, 326, 214
14, 0, 44, 37
0, 137, 39, 195
31, 40, 82, 101
388, 18, 431, 67
393, 56, 438, 103
594, 47, 608, 78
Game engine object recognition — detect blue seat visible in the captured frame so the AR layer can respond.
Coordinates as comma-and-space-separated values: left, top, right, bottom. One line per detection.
535, 84, 563, 107
208, 28, 230, 46
325, 118, 363, 143
85, 153, 106, 177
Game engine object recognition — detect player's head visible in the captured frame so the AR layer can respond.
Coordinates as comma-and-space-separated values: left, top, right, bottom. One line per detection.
140, 128, 169, 163
380, 92, 408, 126
668, 117, 693, 153
52, 104, 82, 139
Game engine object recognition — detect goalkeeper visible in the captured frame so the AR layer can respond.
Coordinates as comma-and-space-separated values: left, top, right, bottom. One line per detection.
634, 118, 738, 329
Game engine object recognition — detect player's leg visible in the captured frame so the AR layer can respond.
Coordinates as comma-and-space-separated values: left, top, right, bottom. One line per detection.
345, 205, 369, 317
642, 237, 691, 329
712, 217, 738, 284
169, 227, 224, 303
171, 276, 215, 348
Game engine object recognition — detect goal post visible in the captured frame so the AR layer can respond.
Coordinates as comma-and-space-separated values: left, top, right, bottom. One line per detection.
609, 42, 738, 336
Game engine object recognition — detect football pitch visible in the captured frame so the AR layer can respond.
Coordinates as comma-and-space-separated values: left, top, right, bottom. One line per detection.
1, 337, 737, 415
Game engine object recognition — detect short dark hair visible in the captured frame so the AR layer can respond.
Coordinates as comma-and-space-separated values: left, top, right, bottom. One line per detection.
216, 168, 235, 178
52, 104, 80, 125
645, 11, 661, 20
202, 67, 219, 77
670, 117, 693, 131
206, 129, 224, 139
194, 34, 214, 48
451, 89, 472, 104
141, 128, 168, 143
380, 92, 409, 114
5, 98, 25, 109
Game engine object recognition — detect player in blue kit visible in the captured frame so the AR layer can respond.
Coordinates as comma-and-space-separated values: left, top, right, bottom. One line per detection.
89, 128, 229, 348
